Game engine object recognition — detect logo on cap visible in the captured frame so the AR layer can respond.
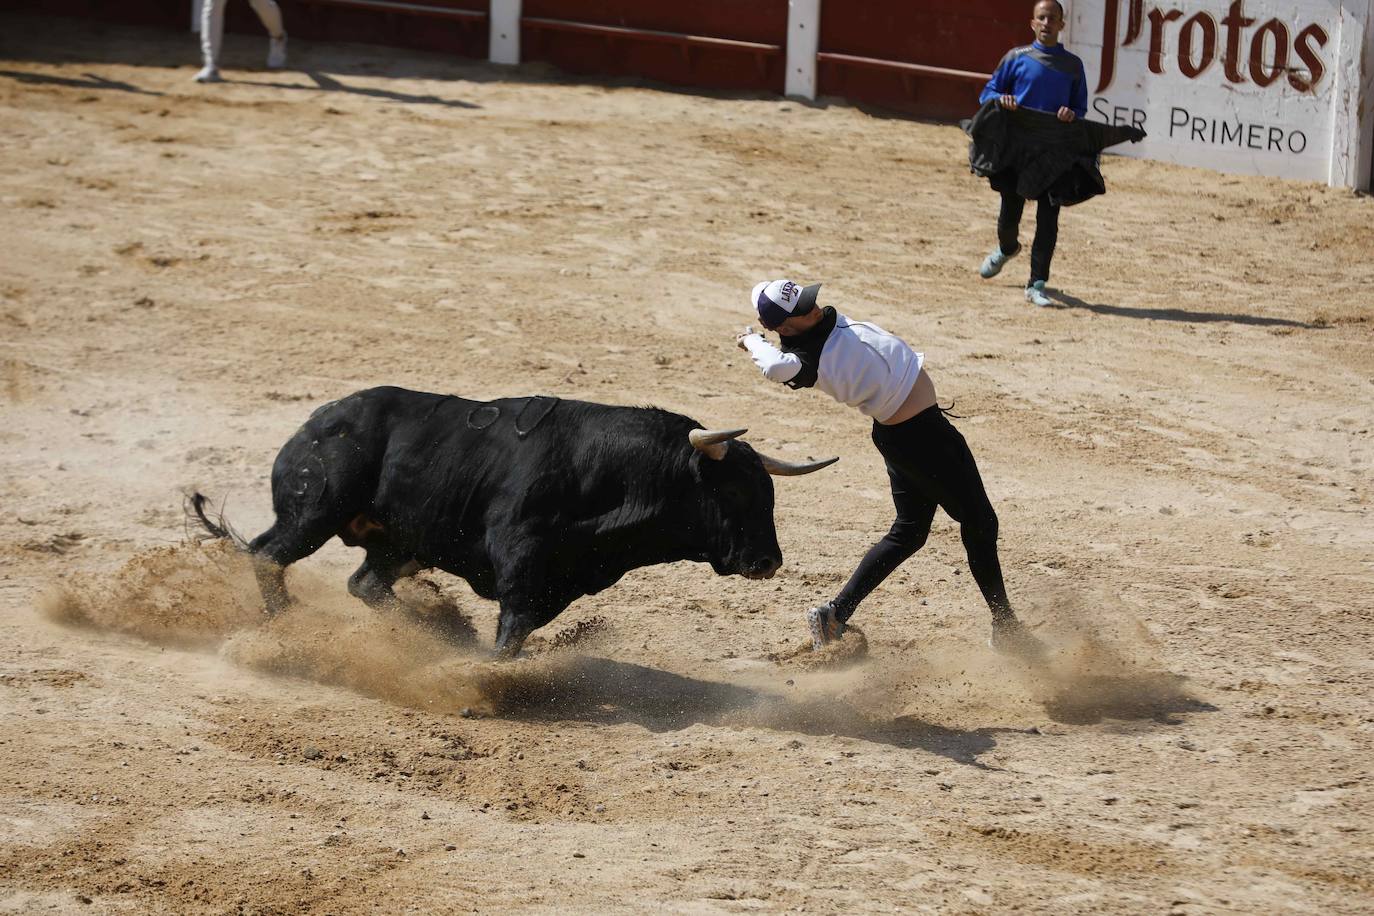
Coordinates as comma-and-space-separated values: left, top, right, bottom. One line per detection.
752, 279, 821, 330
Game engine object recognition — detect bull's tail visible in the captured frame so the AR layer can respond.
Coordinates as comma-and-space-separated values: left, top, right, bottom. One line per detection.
185, 491, 250, 550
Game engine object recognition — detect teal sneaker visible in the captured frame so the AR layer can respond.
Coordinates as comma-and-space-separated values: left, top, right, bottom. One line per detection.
1024, 280, 1053, 307
979, 246, 1018, 279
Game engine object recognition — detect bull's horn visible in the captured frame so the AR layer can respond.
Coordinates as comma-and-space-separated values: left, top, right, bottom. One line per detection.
758, 452, 839, 476
689, 427, 747, 461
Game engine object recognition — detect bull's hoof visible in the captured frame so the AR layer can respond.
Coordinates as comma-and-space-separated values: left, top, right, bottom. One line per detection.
261, 594, 301, 619
391, 579, 480, 647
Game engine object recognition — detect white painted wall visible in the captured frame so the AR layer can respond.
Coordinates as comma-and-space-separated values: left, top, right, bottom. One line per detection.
489, 0, 521, 66
1329, 0, 1374, 186
785, 0, 820, 99
1070, 0, 1372, 189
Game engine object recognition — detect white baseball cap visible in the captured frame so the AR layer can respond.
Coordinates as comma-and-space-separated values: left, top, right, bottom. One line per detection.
751, 279, 821, 330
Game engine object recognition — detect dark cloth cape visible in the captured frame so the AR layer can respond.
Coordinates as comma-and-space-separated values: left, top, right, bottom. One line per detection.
962, 100, 1146, 206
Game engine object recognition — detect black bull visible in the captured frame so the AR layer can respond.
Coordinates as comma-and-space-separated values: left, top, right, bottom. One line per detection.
191, 386, 836, 656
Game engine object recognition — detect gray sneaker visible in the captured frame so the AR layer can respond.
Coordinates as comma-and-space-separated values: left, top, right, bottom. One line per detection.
1024, 280, 1053, 307
267, 34, 288, 69
193, 65, 222, 83
979, 246, 1018, 279
806, 602, 845, 650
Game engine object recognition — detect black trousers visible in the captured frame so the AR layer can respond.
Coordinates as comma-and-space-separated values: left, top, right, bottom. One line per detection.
998, 191, 1060, 285
831, 406, 1012, 624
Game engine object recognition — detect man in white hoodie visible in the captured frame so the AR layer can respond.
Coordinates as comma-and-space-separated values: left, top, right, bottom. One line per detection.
194, 0, 288, 83
736, 279, 1043, 658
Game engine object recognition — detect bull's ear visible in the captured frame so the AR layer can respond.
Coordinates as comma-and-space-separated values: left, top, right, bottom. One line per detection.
689, 427, 747, 461
757, 452, 839, 476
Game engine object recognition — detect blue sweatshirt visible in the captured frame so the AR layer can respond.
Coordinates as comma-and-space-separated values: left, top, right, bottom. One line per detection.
979, 41, 1087, 118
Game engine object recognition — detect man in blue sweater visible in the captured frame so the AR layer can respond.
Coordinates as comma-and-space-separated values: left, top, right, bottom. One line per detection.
977, 0, 1087, 307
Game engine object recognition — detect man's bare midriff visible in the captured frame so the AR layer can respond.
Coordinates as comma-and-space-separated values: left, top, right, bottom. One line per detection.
880, 368, 938, 425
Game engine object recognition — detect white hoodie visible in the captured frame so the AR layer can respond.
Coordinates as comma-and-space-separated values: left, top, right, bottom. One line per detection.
742, 310, 923, 423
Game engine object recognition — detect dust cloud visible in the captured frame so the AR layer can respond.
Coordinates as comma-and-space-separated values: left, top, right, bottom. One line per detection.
40, 542, 667, 719
41, 542, 1201, 733
41, 540, 264, 648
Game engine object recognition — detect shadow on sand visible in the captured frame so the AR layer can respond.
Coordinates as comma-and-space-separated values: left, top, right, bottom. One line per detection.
1047, 288, 1320, 329
481, 655, 1011, 769
475, 654, 1216, 768
1037, 669, 1216, 725
0, 67, 165, 96
230, 69, 481, 108
0, 62, 483, 110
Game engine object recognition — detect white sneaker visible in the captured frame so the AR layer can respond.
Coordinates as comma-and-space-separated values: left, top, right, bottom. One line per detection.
267, 34, 288, 69
193, 65, 222, 83
806, 602, 845, 651
979, 246, 1018, 279
1024, 281, 1053, 307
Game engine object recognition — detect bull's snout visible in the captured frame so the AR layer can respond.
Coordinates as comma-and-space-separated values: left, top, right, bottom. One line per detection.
742, 555, 781, 580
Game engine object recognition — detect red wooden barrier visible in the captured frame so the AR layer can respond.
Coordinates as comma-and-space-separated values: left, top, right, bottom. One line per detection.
818, 0, 1032, 120
283, 0, 488, 60
519, 0, 787, 93
0, 0, 184, 29
0, 0, 1037, 121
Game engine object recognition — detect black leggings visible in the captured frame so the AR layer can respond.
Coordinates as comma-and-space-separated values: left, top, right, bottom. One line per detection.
831, 406, 1013, 624
998, 191, 1060, 285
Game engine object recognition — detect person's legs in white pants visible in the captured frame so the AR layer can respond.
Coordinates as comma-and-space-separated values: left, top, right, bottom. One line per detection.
195, 0, 226, 81
195, 0, 287, 81
247, 0, 288, 68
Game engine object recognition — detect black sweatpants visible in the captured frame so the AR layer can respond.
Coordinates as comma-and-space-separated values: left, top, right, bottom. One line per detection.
998, 190, 1060, 286
831, 406, 1013, 624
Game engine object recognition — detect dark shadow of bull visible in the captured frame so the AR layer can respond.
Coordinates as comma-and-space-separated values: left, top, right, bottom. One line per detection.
478, 655, 1218, 767
191, 386, 835, 658
477, 654, 1017, 769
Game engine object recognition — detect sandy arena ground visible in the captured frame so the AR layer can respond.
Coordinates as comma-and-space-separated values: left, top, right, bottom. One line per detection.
2, 13, 1372, 914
